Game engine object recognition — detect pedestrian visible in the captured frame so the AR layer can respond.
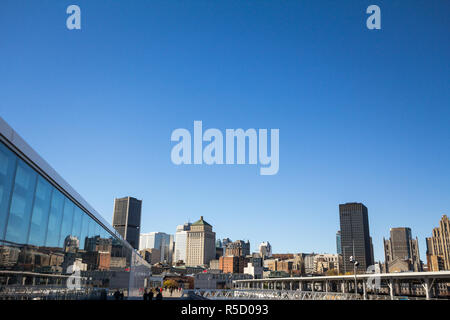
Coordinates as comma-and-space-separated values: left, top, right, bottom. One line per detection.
156, 291, 162, 300
143, 289, 148, 301
113, 290, 121, 300
148, 289, 154, 301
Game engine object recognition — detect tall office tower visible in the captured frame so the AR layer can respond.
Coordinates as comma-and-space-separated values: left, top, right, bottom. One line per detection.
336, 231, 342, 255
426, 215, 450, 271
173, 223, 192, 264
139, 232, 173, 263
186, 216, 216, 267
112, 196, 142, 250
225, 240, 250, 257
383, 227, 421, 272
259, 242, 272, 259
339, 202, 374, 272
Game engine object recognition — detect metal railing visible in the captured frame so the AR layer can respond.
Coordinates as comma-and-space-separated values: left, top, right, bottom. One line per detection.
182, 289, 363, 300
0, 286, 111, 300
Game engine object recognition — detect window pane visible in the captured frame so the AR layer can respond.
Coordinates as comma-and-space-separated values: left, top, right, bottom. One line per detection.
88, 217, 96, 238
27, 176, 52, 246
71, 207, 83, 243
5, 159, 37, 244
45, 188, 64, 247
80, 212, 89, 249
0, 143, 17, 240
59, 198, 74, 247
95, 222, 101, 237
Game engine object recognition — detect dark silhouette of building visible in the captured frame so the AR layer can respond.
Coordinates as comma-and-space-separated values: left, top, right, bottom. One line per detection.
339, 202, 374, 272
112, 197, 142, 249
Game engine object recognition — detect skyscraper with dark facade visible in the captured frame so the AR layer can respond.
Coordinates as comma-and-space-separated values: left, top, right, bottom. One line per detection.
339, 202, 374, 272
113, 197, 142, 250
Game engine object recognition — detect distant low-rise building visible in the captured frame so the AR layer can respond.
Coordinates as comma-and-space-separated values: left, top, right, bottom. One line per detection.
219, 256, 246, 274
209, 259, 220, 270
244, 262, 263, 279
263, 270, 290, 278
313, 254, 342, 274
194, 272, 252, 289
225, 240, 250, 257
139, 248, 161, 265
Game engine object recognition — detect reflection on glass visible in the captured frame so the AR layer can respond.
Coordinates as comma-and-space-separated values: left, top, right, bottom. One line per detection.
59, 198, 74, 247
71, 207, 83, 242
0, 140, 152, 298
45, 189, 64, 247
28, 176, 52, 246
5, 159, 37, 244
80, 212, 89, 249
0, 143, 17, 240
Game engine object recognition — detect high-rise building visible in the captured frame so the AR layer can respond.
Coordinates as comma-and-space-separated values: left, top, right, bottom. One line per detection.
383, 227, 421, 272
225, 240, 250, 257
426, 215, 450, 271
259, 242, 272, 259
174, 223, 191, 264
336, 231, 342, 255
112, 196, 142, 250
139, 232, 173, 263
339, 202, 374, 272
186, 216, 216, 267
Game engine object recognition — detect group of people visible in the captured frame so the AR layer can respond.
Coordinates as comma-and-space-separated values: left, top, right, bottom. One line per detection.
143, 287, 162, 301
113, 290, 125, 300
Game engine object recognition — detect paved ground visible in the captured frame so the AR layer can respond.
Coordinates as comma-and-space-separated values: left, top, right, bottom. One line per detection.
161, 289, 183, 298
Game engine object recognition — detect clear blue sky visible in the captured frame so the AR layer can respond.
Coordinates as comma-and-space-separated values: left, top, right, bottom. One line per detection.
1, 1, 449, 262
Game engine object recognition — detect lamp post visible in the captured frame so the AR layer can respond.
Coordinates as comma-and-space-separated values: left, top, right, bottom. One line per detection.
349, 256, 359, 294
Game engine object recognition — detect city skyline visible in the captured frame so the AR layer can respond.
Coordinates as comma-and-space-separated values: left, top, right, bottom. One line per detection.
136, 206, 443, 265
2, 1, 450, 263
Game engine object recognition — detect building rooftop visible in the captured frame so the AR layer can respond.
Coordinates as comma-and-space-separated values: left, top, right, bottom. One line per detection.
192, 216, 212, 227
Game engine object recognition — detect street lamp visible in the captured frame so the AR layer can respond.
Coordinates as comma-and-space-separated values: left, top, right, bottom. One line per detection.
349, 256, 359, 294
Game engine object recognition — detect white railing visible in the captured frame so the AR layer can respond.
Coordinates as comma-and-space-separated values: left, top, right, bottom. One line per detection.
182, 289, 362, 300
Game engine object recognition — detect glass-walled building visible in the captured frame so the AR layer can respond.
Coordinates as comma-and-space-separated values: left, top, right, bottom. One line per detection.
0, 117, 151, 299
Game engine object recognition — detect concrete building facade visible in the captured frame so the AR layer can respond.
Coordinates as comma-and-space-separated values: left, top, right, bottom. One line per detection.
186, 216, 216, 267
384, 227, 422, 272
426, 215, 450, 271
